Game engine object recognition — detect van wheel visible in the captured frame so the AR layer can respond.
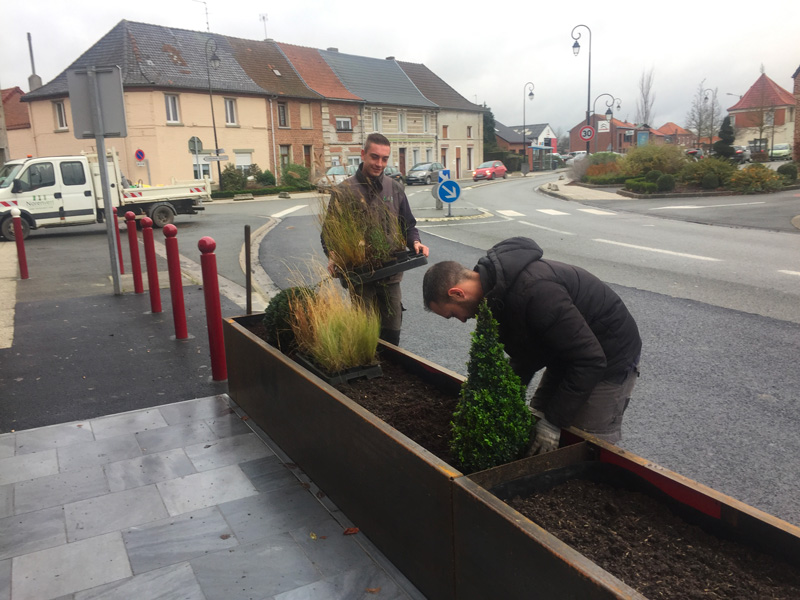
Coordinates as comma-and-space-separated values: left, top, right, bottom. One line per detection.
1, 216, 30, 240
149, 204, 175, 228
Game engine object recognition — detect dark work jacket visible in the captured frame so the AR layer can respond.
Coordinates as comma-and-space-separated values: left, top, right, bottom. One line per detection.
475, 237, 642, 428
321, 163, 420, 282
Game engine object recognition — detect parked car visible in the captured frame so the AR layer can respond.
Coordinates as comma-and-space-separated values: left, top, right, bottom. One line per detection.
733, 145, 752, 163
405, 162, 444, 185
316, 164, 356, 191
472, 160, 507, 181
565, 152, 589, 166
566, 150, 587, 159
685, 148, 705, 161
769, 143, 792, 160
384, 166, 405, 185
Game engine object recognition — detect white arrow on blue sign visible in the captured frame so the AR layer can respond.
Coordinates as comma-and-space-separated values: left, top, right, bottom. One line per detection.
438, 169, 450, 183
438, 180, 461, 203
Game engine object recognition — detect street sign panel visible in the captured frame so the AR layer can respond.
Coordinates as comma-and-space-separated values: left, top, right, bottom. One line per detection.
438, 169, 451, 183
438, 180, 461, 203
579, 125, 595, 141
204, 155, 229, 162
135, 149, 145, 161
189, 136, 203, 153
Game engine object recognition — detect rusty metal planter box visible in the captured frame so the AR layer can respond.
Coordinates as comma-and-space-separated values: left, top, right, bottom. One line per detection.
223, 314, 464, 600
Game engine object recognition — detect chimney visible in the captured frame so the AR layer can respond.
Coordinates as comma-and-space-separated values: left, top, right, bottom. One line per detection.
326, 47, 338, 52
385, 56, 395, 60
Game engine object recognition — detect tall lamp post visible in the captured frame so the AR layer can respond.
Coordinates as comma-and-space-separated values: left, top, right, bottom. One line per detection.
591, 94, 621, 152
521, 82, 535, 175
702, 87, 716, 152
571, 24, 592, 155
205, 38, 223, 189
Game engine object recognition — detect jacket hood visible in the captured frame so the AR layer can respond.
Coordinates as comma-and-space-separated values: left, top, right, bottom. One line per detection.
476, 237, 544, 301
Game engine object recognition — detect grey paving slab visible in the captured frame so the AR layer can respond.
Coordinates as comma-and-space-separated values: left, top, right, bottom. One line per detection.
11, 532, 131, 600
73, 562, 205, 600
90, 410, 169, 440
0, 449, 58, 485
104, 448, 196, 493
135, 421, 217, 455
190, 533, 320, 600
219, 482, 330, 545
0, 506, 66, 561
14, 422, 94, 455
204, 412, 252, 438
0, 485, 11, 519
13, 466, 109, 515
0, 437, 12, 460
64, 485, 169, 542
158, 395, 233, 426
184, 432, 272, 472
271, 563, 411, 600
156, 464, 258, 516
57, 435, 141, 472
288, 516, 374, 579
0, 558, 9, 600
123, 506, 238, 575
238, 455, 298, 493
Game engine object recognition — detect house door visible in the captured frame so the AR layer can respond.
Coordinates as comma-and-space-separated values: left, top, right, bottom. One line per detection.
455, 147, 461, 179
399, 148, 406, 174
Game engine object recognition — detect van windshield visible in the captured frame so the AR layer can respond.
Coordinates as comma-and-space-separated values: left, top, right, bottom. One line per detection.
0, 163, 22, 189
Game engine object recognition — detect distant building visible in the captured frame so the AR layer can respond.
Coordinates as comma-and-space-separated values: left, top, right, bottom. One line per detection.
494, 121, 557, 170
726, 73, 795, 153
654, 122, 694, 147
567, 115, 635, 153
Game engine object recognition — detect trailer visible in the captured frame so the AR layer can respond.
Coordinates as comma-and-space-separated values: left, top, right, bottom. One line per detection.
0, 150, 209, 240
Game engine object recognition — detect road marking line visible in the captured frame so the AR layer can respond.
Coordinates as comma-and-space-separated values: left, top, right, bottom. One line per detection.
778, 270, 800, 277
594, 239, 721, 261
519, 221, 575, 235
578, 208, 616, 215
650, 201, 765, 211
537, 209, 570, 216
271, 205, 307, 218
497, 210, 526, 217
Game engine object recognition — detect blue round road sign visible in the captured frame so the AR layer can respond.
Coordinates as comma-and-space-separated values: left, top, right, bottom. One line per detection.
135, 149, 145, 161
438, 180, 461, 203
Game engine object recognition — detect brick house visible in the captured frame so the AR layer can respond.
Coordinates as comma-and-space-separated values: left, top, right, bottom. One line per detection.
793, 64, 800, 161
568, 115, 635, 153
726, 73, 795, 153
655, 122, 694, 147
494, 121, 558, 170
1, 87, 33, 163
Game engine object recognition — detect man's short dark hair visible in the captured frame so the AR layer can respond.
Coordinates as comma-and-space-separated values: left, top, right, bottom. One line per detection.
364, 132, 390, 151
422, 261, 470, 309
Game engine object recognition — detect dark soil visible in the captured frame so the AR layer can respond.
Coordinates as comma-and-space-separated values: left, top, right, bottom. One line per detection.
244, 322, 800, 598
510, 480, 800, 599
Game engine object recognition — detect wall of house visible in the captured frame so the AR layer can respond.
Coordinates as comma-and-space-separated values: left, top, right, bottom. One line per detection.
362, 105, 439, 174
323, 101, 364, 169
437, 109, 482, 179
794, 73, 800, 161
730, 106, 795, 149
268, 98, 325, 179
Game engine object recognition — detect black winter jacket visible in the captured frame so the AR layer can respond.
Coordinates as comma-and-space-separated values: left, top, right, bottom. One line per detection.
475, 237, 641, 428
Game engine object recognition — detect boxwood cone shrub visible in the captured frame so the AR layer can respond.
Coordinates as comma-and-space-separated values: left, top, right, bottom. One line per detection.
262, 287, 315, 353
777, 162, 798, 183
657, 173, 676, 192
645, 169, 663, 183
450, 300, 532, 473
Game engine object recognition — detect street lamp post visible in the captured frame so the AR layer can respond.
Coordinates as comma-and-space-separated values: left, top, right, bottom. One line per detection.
591, 94, 621, 152
522, 82, 535, 175
702, 87, 716, 152
205, 38, 223, 189
571, 24, 592, 155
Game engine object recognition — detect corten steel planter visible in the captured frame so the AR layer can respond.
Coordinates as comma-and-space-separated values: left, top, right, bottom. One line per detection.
453, 434, 800, 600
223, 313, 465, 600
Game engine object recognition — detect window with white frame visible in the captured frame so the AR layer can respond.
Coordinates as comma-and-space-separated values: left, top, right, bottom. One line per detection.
53, 101, 68, 130
278, 103, 288, 127
425, 148, 432, 161
225, 99, 237, 125
335, 117, 352, 132
165, 94, 180, 123
372, 111, 381, 132
193, 163, 211, 180
398, 112, 406, 133
413, 149, 419, 164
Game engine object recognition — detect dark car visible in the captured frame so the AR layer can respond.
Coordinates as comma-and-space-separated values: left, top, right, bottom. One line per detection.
685, 148, 705, 161
406, 162, 443, 185
473, 160, 508, 181
384, 166, 405, 185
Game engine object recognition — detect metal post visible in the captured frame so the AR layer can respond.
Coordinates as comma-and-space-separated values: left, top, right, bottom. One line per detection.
206, 38, 223, 189
571, 25, 592, 156
10, 208, 28, 280
124, 211, 144, 294
141, 217, 162, 313
522, 82, 535, 175
199, 236, 227, 381
113, 207, 125, 274
163, 224, 189, 340
245, 225, 252, 315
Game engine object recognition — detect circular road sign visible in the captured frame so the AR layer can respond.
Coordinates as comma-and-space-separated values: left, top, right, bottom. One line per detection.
579, 126, 595, 142
135, 149, 145, 161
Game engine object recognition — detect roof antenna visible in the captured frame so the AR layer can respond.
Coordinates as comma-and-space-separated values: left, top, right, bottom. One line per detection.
260, 14, 268, 40
27, 32, 42, 91
193, 0, 210, 32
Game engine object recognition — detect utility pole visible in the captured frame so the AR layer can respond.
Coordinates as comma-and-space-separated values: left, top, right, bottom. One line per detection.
260, 14, 268, 40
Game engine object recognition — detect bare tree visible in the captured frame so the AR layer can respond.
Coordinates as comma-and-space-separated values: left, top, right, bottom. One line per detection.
685, 81, 706, 145
635, 68, 656, 126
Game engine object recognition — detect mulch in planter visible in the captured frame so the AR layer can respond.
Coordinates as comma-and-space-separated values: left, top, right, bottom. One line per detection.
509, 478, 800, 599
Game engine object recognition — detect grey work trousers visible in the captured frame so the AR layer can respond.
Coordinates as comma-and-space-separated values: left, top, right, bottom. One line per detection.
352, 279, 403, 338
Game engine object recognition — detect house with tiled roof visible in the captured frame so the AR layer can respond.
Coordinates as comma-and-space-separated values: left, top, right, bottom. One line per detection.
494, 121, 557, 170
1, 87, 33, 163
726, 73, 795, 152
568, 115, 636, 154
655, 122, 694, 147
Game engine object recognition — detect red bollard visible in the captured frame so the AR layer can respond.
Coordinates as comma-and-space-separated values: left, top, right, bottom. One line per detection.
163, 224, 188, 340
113, 207, 125, 274
10, 208, 29, 280
124, 211, 144, 294
140, 217, 162, 314
198, 236, 227, 381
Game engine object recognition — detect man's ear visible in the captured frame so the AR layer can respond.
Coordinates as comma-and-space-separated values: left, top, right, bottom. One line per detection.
447, 287, 466, 300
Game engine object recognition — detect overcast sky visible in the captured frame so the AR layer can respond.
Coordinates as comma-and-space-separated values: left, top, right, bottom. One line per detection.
2, 1, 797, 136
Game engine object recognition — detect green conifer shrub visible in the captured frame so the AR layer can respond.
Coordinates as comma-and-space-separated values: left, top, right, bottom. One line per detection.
263, 287, 314, 353
450, 300, 532, 473
645, 169, 663, 183
701, 172, 720, 190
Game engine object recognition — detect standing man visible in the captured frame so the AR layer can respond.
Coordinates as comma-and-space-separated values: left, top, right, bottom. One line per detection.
323, 133, 429, 346
422, 237, 641, 453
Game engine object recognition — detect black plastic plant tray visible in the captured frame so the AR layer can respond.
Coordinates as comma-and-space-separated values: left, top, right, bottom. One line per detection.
344, 251, 428, 286
293, 353, 383, 385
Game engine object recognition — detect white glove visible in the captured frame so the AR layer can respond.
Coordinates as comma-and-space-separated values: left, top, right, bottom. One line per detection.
529, 417, 561, 455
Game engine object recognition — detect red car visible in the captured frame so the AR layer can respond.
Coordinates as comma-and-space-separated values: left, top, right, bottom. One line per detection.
473, 160, 507, 181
